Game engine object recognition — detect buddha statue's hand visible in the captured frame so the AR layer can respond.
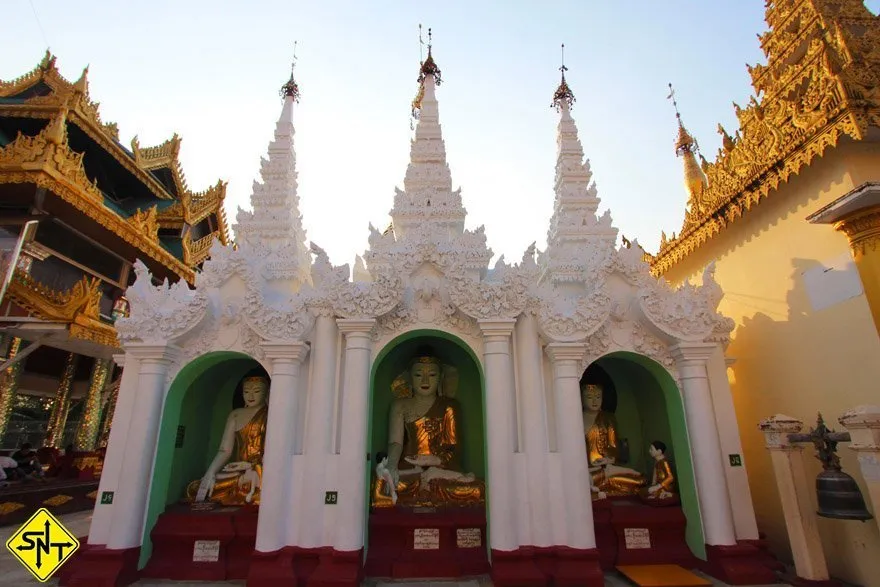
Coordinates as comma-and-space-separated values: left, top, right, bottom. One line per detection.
593, 457, 612, 467
195, 474, 215, 502
404, 454, 442, 467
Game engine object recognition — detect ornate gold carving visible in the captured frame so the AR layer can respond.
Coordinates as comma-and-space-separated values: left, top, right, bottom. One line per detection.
86, 490, 98, 500
651, 0, 880, 276
43, 494, 73, 507
128, 207, 159, 241
0, 502, 25, 516
836, 208, 880, 256
5, 271, 120, 347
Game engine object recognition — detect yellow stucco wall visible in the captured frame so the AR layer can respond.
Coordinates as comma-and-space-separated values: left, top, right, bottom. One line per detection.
661, 141, 880, 586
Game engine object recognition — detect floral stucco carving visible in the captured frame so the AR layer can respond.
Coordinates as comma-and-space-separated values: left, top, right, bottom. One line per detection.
116, 261, 209, 344
637, 262, 731, 342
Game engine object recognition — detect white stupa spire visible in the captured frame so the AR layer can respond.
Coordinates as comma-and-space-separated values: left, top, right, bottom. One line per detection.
541, 49, 617, 287
232, 56, 311, 285
390, 29, 467, 241
364, 28, 491, 279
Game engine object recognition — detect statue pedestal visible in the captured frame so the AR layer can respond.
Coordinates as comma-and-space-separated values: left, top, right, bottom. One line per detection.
363, 507, 490, 579
140, 504, 258, 581
592, 497, 696, 569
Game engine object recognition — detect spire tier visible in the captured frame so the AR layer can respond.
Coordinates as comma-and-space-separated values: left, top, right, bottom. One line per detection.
232, 65, 310, 285
542, 65, 617, 287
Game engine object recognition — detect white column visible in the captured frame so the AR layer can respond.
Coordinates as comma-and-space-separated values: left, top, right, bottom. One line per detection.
333, 319, 375, 553
255, 341, 310, 553
759, 415, 832, 582
299, 313, 338, 547
839, 405, 880, 535
107, 344, 179, 550
515, 314, 552, 547
88, 352, 139, 546
546, 343, 596, 550
670, 342, 736, 546
478, 319, 518, 552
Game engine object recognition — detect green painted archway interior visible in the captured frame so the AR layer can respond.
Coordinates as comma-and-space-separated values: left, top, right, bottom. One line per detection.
138, 351, 263, 568
367, 329, 487, 551
592, 352, 706, 559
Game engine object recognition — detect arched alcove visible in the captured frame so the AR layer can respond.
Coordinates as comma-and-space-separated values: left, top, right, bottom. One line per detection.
586, 351, 705, 559
138, 351, 265, 567
365, 329, 487, 558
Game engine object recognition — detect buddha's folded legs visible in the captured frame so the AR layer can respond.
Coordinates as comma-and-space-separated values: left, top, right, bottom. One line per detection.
592, 471, 645, 497
371, 474, 485, 508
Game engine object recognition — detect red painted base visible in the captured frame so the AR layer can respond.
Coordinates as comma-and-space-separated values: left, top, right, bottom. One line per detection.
308, 548, 363, 587
140, 504, 258, 581
740, 536, 786, 574
552, 547, 604, 587
248, 548, 297, 587
490, 548, 547, 587
703, 543, 779, 585
610, 498, 697, 568
57, 543, 140, 587
592, 497, 696, 570
363, 507, 490, 578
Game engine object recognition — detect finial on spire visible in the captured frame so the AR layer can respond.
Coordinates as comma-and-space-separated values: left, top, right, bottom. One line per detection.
418, 26, 441, 85
552, 43, 575, 110
280, 41, 301, 102
668, 82, 697, 156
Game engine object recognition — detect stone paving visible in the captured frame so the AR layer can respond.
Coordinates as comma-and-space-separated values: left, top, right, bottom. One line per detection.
0, 510, 791, 586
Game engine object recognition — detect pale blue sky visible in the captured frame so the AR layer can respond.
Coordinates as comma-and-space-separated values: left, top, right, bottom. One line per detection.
6, 1, 879, 267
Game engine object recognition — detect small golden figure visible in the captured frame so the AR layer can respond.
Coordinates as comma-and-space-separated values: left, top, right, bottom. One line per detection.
643, 440, 677, 501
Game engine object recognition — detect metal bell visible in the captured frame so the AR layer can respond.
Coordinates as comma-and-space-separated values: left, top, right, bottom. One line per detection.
816, 469, 874, 521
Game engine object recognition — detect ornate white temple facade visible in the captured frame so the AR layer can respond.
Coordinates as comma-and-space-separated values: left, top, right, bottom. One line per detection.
65, 47, 774, 587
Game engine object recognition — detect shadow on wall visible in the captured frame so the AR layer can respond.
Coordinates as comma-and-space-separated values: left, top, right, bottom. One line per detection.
727, 257, 880, 585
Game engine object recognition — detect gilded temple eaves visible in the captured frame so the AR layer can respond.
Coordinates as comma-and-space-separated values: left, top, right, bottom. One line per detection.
0, 52, 230, 274
650, 0, 880, 276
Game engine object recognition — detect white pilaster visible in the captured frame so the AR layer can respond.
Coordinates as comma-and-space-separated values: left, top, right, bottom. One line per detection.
478, 318, 518, 552
546, 342, 596, 550
88, 352, 139, 546
298, 314, 339, 547
706, 344, 759, 540
839, 405, 880, 534
333, 319, 376, 553
670, 342, 736, 546
255, 341, 310, 553
759, 415, 832, 582
107, 344, 180, 550
515, 313, 552, 547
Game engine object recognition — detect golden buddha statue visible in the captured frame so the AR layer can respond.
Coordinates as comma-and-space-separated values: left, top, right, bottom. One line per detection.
186, 374, 269, 506
643, 440, 677, 500
371, 354, 484, 508
581, 381, 645, 498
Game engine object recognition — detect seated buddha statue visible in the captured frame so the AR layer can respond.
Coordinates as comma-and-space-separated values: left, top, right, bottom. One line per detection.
581, 381, 645, 498
186, 374, 269, 506
371, 353, 484, 508
642, 440, 677, 501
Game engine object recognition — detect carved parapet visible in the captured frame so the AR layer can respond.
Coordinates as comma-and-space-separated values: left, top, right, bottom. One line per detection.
5, 271, 119, 347
182, 232, 216, 267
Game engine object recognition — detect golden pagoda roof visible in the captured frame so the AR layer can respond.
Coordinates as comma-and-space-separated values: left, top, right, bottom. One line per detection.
0, 51, 230, 278
650, 0, 880, 276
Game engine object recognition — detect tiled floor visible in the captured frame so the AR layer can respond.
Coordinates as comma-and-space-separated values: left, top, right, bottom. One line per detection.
0, 511, 790, 586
